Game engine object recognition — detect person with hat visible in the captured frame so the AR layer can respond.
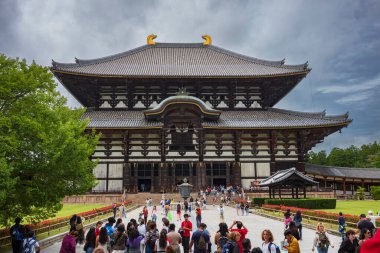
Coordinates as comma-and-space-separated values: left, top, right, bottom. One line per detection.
367, 210, 379, 233
181, 213, 193, 253
110, 225, 128, 253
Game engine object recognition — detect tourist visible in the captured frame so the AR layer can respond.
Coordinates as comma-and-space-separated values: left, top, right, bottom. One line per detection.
60, 228, 79, 253
288, 221, 300, 240
155, 229, 169, 252
112, 203, 117, 219
119, 203, 125, 219
242, 238, 251, 253
152, 206, 158, 223
283, 229, 300, 253
167, 223, 182, 253
229, 221, 248, 253
84, 227, 96, 253
95, 227, 109, 252
162, 218, 170, 233
143, 206, 149, 225
338, 212, 346, 241
177, 202, 182, 221
127, 226, 144, 253
338, 230, 359, 253
360, 225, 380, 253
284, 209, 292, 230
358, 228, 372, 250
244, 203, 249, 216
357, 214, 375, 237
184, 200, 189, 213
114, 218, 123, 229
95, 221, 103, 237
196, 205, 202, 228
10, 217, 23, 253
144, 221, 159, 253
236, 202, 240, 216
75, 216, 85, 245
181, 213, 193, 253
218, 204, 225, 222
22, 226, 40, 253
189, 223, 210, 253
223, 231, 240, 253
367, 210, 379, 233
166, 245, 176, 253
260, 229, 278, 253
312, 223, 333, 253
214, 222, 229, 253
240, 203, 245, 216
138, 219, 147, 237
293, 210, 303, 240
110, 225, 128, 253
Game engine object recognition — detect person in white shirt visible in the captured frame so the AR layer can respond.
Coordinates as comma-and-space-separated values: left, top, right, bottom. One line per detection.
261, 229, 277, 253
367, 210, 379, 231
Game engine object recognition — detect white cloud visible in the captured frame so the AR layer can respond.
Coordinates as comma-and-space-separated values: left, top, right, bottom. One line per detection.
318, 74, 380, 94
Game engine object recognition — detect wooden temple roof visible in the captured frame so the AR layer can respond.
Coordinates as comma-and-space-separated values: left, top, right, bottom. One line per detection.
305, 163, 380, 180
51, 43, 310, 78
82, 107, 350, 129
259, 167, 318, 187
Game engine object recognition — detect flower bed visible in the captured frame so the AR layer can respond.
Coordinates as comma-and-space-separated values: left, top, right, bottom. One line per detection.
0, 200, 132, 238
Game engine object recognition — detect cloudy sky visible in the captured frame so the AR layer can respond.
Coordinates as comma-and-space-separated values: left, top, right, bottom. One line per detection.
1, 0, 379, 153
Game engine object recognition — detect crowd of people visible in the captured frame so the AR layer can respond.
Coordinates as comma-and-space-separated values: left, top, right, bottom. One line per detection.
8, 197, 380, 253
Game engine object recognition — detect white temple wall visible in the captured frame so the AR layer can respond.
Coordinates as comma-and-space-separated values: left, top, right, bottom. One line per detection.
108, 164, 123, 178
108, 180, 123, 191
93, 164, 107, 177
240, 163, 255, 177
93, 180, 106, 192
256, 163, 271, 177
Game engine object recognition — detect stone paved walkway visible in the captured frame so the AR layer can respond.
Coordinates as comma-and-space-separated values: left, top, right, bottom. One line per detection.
41, 204, 340, 252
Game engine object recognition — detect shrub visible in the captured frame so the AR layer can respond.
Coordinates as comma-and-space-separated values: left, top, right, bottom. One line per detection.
370, 186, 380, 200
251, 198, 267, 206
264, 198, 336, 209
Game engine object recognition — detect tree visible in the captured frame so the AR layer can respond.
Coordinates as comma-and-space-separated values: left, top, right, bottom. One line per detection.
307, 150, 327, 165
0, 54, 99, 225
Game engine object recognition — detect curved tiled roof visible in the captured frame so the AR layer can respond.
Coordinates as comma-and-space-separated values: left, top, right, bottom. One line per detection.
51, 43, 310, 77
144, 94, 221, 120
82, 108, 351, 129
260, 167, 318, 186
305, 163, 380, 180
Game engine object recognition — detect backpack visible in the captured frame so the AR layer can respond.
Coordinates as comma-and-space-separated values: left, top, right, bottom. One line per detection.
147, 231, 159, 248
105, 224, 114, 236
268, 242, 281, 253
198, 232, 207, 251
318, 232, 329, 248
221, 241, 234, 253
11, 225, 23, 241
218, 236, 228, 249
23, 238, 36, 253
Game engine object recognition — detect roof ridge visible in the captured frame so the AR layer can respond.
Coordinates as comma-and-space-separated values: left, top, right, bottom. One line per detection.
306, 163, 380, 171
268, 108, 326, 118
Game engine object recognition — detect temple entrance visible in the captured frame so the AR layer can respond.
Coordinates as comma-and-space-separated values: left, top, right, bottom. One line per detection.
138, 179, 151, 192
213, 178, 226, 187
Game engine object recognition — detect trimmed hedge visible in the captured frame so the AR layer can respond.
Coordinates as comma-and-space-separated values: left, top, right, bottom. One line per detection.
370, 186, 380, 200
264, 198, 336, 209
251, 198, 267, 206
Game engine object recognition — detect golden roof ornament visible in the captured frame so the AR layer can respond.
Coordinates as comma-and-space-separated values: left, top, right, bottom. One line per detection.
147, 34, 157, 45
202, 35, 212, 46
176, 87, 189, 96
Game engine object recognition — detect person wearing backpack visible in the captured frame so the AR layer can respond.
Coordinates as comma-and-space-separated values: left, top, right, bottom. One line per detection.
144, 221, 159, 253
22, 228, 40, 253
214, 222, 229, 253
260, 229, 280, 253
312, 223, 334, 253
222, 231, 240, 253
189, 223, 210, 253
10, 217, 24, 253
229, 221, 248, 253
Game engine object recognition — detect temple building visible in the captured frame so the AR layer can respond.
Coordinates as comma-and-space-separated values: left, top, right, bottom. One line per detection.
51, 35, 351, 193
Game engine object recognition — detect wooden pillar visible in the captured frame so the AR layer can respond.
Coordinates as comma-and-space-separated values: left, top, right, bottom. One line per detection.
123, 163, 131, 192
361, 179, 364, 187
226, 162, 231, 187
324, 176, 327, 188
343, 178, 346, 195
233, 162, 242, 187
292, 188, 294, 198
303, 186, 306, 198
269, 187, 271, 198
296, 187, 299, 199
269, 131, 276, 175
279, 188, 282, 199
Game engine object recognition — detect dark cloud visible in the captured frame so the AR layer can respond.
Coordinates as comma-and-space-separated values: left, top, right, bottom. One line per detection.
1, 0, 379, 152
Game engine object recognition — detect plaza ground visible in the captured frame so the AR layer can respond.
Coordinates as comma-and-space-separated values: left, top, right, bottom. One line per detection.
41, 204, 341, 253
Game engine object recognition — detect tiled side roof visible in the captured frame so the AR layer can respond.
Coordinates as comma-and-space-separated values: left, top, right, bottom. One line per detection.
260, 167, 318, 186
305, 163, 380, 179
82, 108, 351, 129
51, 43, 310, 77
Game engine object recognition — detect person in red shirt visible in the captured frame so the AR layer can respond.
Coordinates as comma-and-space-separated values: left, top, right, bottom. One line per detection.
229, 220, 248, 253
143, 206, 148, 225
181, 213, 193, 253
95, 221, 103, 237
196, 205, 202, 228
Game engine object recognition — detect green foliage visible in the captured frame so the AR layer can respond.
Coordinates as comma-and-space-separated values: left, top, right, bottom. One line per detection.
370, 186, 380, 200
0, 54, 99, 226
308, 142, 380, 168
355, 186, 365, 200
251, 197, 267, 206
264, 198, 336, 209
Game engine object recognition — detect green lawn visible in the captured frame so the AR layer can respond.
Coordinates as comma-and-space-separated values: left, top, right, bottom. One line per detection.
54, 203, 107, 218
320, 200, 380, 216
